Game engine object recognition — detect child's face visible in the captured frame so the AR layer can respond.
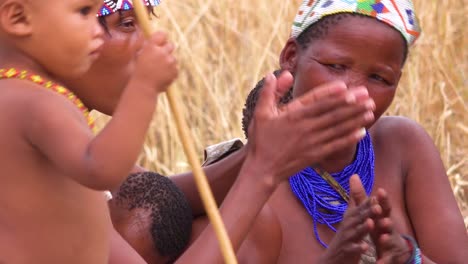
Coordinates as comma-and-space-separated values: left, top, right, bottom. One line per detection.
65, 10, 144, 114
27, 0, 104, 78
281, 16, 406, 126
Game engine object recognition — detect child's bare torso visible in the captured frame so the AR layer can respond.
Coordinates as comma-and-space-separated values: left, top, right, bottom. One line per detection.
0, 82, 111, 263
269, 117, 416, 263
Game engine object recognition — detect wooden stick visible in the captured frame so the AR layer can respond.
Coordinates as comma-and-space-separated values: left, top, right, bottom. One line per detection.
132, 1, 237, 263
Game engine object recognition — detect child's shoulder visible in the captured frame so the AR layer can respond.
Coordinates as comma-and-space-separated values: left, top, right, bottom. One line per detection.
0, 79, 85, 118
0, 79, 89, 138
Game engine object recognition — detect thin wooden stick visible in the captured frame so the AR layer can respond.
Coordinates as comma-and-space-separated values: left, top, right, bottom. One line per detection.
132, 1, 237, 263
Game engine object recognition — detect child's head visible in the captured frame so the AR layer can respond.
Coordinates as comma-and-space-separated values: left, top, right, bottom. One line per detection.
241, 70, 292, 138
0, 0, 104, 78
64, 0, 161, 114
280, 0, 421, 124
108, 171, 192, 264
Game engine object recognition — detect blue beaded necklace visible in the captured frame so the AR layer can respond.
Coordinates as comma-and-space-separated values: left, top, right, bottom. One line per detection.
289, 132, 375, 248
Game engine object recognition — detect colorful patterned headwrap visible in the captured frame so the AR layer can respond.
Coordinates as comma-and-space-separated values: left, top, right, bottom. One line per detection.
98, 0, 161, 17
291, 0, 421, 46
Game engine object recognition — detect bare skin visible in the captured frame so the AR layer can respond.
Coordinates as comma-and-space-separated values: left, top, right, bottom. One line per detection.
105, 10, 468, 264
257, 15, 468, 264
65, 8, 377, 263
0, 0, 177, 263
189, 175, 381, 264
105, 73, 376, 264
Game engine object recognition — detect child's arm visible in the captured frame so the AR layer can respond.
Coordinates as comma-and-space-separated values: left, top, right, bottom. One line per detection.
169, 146, 247, 216
170, 75, 376, 217
26, 31, 177, 191
175, 72, 375, 263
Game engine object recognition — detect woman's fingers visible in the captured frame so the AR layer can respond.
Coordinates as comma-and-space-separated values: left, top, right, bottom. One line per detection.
350, 174, 368, 206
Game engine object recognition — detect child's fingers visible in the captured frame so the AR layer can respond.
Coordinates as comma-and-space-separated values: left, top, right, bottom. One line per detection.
293, 81, 348, 106
302, 117, 370, 154
349, 86, 373, 104
307, 100, 374, 132
309, 131, 365, 159
163, 42, 175, 54
274, 71, 294, 102
255, 73, 277, 119
291, 93, 368, 124
150, 31, 168, 45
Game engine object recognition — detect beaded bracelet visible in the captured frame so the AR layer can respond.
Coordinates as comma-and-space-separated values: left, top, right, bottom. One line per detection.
402, 235, 423, 264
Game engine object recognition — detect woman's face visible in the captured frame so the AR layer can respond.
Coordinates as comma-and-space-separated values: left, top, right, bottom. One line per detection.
65, 10, 144, 115
281, 15, 406, 127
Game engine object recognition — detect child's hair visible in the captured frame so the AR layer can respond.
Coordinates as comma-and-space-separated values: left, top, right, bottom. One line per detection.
241, 70, 292, 139
112, 171, 193, 261
296, 13, 409, 65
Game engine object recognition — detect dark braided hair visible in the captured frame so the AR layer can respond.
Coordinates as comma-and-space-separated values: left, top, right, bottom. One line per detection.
241, 70, 293, 138
241, 13, 409, 138
112, 171, 193, 262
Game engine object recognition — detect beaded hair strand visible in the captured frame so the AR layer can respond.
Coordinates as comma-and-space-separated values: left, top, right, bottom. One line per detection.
98, 0, 161, 17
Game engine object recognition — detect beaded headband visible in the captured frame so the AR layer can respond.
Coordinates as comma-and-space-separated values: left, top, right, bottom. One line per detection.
291, 0, 421, 46
98, 0, 161, 17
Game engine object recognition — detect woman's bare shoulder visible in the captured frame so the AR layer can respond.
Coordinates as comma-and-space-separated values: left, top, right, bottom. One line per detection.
371, 116, 434, 151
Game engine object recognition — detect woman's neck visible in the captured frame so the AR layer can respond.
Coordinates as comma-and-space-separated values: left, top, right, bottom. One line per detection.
315, 144, 358, 174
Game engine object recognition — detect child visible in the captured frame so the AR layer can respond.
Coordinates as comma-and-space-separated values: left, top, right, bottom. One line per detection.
109, 171, 193, 264
241, 0, 468, 263
0, 0, 177, 263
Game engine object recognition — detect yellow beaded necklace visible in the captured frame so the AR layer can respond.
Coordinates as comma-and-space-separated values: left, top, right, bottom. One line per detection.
0, 68, 95, 130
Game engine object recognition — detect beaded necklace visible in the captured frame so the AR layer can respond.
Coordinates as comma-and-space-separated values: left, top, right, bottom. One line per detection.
289, 132, 375, 248
0, 68, 95, 130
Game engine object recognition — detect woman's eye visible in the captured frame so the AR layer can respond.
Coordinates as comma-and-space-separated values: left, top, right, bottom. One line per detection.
79, 6, 92, 16
119, 19, 136, 30
370, 74, 391, 85
325, 64, 345, 71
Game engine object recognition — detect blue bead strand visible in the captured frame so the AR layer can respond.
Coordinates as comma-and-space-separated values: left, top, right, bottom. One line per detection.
289, 132, 375, 248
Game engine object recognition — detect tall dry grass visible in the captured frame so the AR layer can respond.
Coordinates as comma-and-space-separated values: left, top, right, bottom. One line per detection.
95, 0, 467, 225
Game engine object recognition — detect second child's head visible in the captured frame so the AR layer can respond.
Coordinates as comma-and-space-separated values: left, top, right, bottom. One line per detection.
0, 0, 104, 79
109, 171, 193, 264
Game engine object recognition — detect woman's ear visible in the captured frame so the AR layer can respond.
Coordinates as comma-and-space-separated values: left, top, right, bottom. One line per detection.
0, 0, 32, 37
279, 38, 300, 74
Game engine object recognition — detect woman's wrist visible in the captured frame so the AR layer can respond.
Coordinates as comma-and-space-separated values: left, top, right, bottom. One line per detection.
401, 235, 423, 264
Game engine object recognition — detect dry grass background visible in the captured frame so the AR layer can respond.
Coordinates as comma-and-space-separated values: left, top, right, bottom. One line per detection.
95, 0, 467, 226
